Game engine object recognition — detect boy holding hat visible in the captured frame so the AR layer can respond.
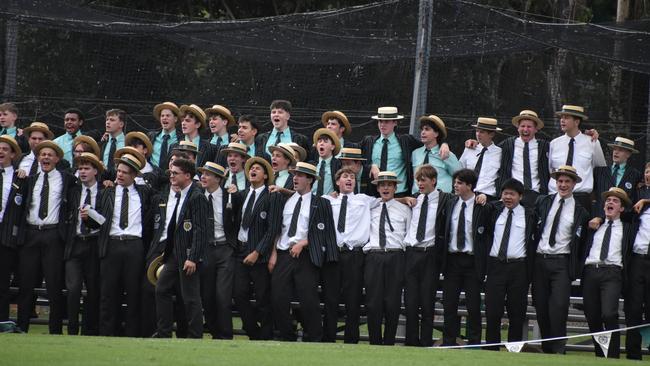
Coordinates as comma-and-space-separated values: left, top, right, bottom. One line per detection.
64, 152, 105, 335
311, 128, 342, 197
548, 105, 607, 211
0, 102, 28, 152
54, 108, 100, 164
220, 142, 250, 192
149, 102, 180, 169
271, 162, 337, 342
594, 136, 642, 216
126, 131, 164, 191
459, 117, 502, 201
16, 141, 76, 333
171, 104, 217, 169
18, 122, 68, 178
532, 165, 590, 354
0, 136, 27, 323
269, 143, 296, 191
206, 105, 236, 160
198, 161, 241, 339
233, 156, 280, 340
412, 114, 460, 194
259, 100, 309, 158
581, 187, 634, 358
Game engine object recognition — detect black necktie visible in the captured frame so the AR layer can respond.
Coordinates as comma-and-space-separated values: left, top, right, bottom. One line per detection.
423, 149, 430, 165
379, 202, 388, 248
241, 189, 256, 230
523, 141, 532, 190
599, 220, 613, 261
474, 146, 488, 176
119, 187, 129, 229
611, 164, 620, 187
498, 208, 514, 260
416, 194, 428, 242
0, 128, 5, 135
107, 138, 117, 170
288, 196, 302, 237
380, 138, 388, 171
159, 134, 170, 168
38, 172, 49, 220
548, 198, 565, 247
337, 194, 348, 233
457, 201, 467, 251
565, 138, 575, 166
29, 159, 38, 176
214, 136, 222, 149
167, 192, 181, 242
232, 173, 237, 189
317, 161, 326, 196
0, 169, 4, 212
274, 131, 283, 146
274, 171, 279, 180
80, 188, 92, 234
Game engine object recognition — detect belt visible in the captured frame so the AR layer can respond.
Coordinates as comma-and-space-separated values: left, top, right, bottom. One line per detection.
209, 240, 229, 247
448, 251, 473, 256
339, 246, 363, 253
632, 253, 650, 260
238, 240, 247, 246
406, 246, 435, 252
585, 263, 621, 269
276, 248, 290, 253
26, 224, 58, 230
76, 234, 98, 241
537, 253, 568, 259
366, 248, 403, 253
109, 235, 140, 241
491, 256, 525, 263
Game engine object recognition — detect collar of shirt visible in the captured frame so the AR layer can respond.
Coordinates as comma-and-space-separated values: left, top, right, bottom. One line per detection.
380, 131, 397, 143
250, 185, 266, 197
2, 165, 14, 176
118, 183, 135, 195
185, 134, 201, 147
612, 162, 627, 171
162, 129, 177, 139
461, 194, 476, 206
318, 156, 332, 166
82, 181, 98, 195
111, 132, 125, 143
272, 127, 291, 139
278, 169, 290, 179
205, 186, 222, 199
212, 133, 229, 145
5, 126, 17, 136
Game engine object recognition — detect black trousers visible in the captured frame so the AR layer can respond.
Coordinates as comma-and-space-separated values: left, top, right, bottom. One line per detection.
65, 236, 100, 335
141, 257, 188, 338
0, 245, 17, 321
532, 254, 571, 354
271, 250, 322, 342
521, 190, 540, 209
442, 253, 482, 346
156, 251, 203, 338
339, 248, 364, 344
364, 250, 405, 346
17, 228, 64, 334
233, 254, 272, 340
199, 243, 234, 339
625, 255, 650, 360
582, 265, 622, 358
404, 248, 439, 347
573, 192, 593, 216
320, 260, 340, 343
99, 238, 143, 337
484, 258, 529, 350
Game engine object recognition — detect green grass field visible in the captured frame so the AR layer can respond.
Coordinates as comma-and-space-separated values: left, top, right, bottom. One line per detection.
0, 333, 637, 366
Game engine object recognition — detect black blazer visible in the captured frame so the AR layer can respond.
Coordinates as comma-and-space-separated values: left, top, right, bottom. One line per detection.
256, 130, 310, 160
533, 193, 590, 281
0, 171, 27, 248
306, 194, 337, 267
594, 164, 642, 217
235, 187, 283, 263
64, 183, 104, 260
93, 184, 153, 258
581, 220, 634, 289
440, 195, 490, 280
18, 170, 76, 244
170, 137, 217, 169
308, 157, 342, 188
497, 136, 549, 195
359, 134, 422, 196
204, 187, 241, 248
17, 153, 70, 176
140, 161, 165, 193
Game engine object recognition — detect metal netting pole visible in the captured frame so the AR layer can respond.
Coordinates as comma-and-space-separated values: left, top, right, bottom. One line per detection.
3, 0, 18, 98
409, 0, 433, 135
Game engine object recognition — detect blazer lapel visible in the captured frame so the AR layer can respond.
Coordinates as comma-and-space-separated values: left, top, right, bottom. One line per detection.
176, 185, 193, 226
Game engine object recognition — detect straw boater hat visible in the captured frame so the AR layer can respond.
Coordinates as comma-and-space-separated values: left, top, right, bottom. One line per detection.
268, 143, 297, 166
74, 152, 105, 174
114, 147, 146, 173
289, 162, 320, 180
312, 128, 341, 156
555, 105, 588, 120
287, 142, 307, 162
0, 135, 22, 160
219, 142, 250, 159
198, 161, 226, 178
205, 105, 236, 126
471, 117, 502, 132
125, 131, 153, 157
371, 171, 402, 185
147, 254, 165, 286
602, 187, 632, 207
321, 111, 351, 136
173, 140, 199, 155
244, 156, 275, 185
512, 110, 544, 129
179, 104, 207, 128
338, 147, 366, 161
550, 165, 582, 183
153, 101, 180, 119
607, 136, 639, 154
34, 140, 64, 159
23, 122, 54, 140
419, 115, 447, 139
73, 135, 101, 158
371, 106, 404, 120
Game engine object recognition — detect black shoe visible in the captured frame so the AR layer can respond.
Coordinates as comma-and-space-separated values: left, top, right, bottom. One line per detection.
150, 332, 171, 339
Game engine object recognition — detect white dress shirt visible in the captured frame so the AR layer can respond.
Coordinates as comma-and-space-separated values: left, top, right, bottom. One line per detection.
364, 199, 411, 251
448, 195, 475, 253
633, 208, 650, 255
459, 143, 501, 196
0, 166, 14, 222
27, 169, 63, 225
277, 191, 312, 250
109, 184, 143, 237
206, 187, 226, 242
237, 185, 266, 243
134, 162, 153, 186
18, 151, 42, 175
489, 204, 526, 259
512, 137, 540, 192
324, 192, 378, 249
404, 190, 440, 248
548, 132, 606, 193
159, 185, 190, 242
76, 182, 99, 235
585, 218, 623, 267
537, 195, 576, 254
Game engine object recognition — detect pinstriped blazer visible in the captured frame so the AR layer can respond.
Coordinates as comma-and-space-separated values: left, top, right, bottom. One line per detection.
64, 183, 104, 260
0, 171, 27, 247
235, 187, 283, 263
306, 194, 337, 267
496, 136, 549, 196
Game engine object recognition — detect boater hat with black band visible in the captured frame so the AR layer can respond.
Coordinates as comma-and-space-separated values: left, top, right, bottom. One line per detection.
289, 162, 320, 180
244, 156, 274, 186
471, 117, 502, 132
338, 147, 366, 161
512, 110, 544, 129
371, 106, 404, 120
198, 161, 226, 178
555, 105, 588, 120
602, 186, 632, 207
321, 111, 351, 136
371, 171, 402, 185
607, 136, 638, 154
114, 147, 146, 173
